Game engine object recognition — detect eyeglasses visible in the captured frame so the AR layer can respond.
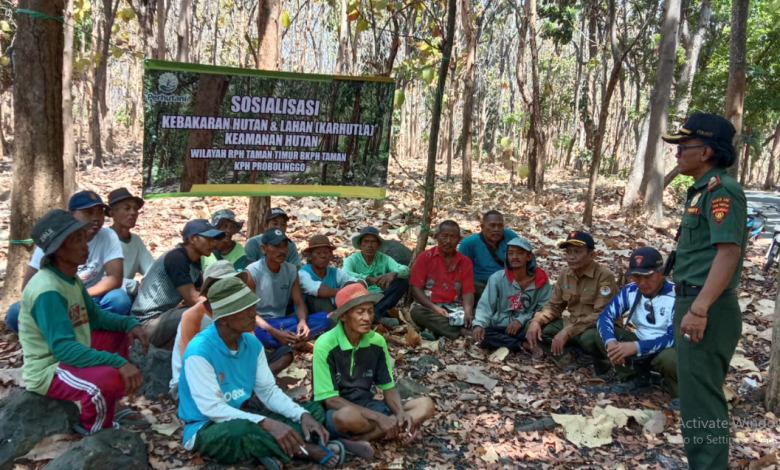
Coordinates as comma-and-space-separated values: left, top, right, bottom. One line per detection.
676, 144, 707, 156
645, 301, 656, 324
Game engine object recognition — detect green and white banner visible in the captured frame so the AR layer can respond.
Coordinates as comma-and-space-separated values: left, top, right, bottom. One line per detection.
142, 60, 395, 199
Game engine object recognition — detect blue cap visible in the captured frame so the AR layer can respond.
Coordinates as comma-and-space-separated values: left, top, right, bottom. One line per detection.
261, 228, 290, 246
68, 190, 109, 211
182, 219, 226, 240
625, 246, 664, 277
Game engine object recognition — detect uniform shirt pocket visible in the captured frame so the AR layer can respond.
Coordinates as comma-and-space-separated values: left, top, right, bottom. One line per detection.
681, 212, 701, 245
580, 294, 596, 305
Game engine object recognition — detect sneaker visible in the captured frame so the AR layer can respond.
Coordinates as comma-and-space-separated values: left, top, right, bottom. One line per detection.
612, 374, 652, 394
670, 398, 680, 411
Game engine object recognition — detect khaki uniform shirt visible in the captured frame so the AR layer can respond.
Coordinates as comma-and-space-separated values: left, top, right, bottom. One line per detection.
533, 261, 617, 336
673, 168, 747, 289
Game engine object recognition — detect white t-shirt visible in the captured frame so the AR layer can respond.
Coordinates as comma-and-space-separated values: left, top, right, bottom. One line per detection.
30, 227, 125, 289
116, 231, 155, 288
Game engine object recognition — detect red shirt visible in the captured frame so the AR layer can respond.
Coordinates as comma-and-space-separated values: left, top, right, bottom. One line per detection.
410, 246, 475, 304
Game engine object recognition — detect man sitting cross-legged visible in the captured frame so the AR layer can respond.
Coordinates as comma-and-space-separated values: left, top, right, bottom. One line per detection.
299, 234, 361, 314
247, 229, 331, 350
343, 227, 410, 328
178, 277, 345, 469
169, 260, 293, 399
525, 231, 618, 373
472, 238, 552, 353
595, 247, 679, 409
314, 284, 436, 454
409, 220, 476, 340
19, 210, 149, 435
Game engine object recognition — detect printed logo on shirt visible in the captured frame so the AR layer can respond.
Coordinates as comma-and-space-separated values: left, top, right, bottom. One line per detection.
218, 372, 225, 383
508, 292, 532, 311
68, 303, 89, 328
78, 260, 101, 284
363, 369, 374, 378
223, 387, 247, 402
335, 372, 342, 384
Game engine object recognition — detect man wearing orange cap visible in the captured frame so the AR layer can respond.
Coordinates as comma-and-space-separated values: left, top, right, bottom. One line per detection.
312, 284, 435, 452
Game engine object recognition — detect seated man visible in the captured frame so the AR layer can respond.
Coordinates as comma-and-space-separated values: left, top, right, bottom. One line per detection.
596, 247, 678, 408
247, 229, 331, 349
343, 227, 410, 328
19, 209, 148, 435
177, 277, 344, 468
526, 231, 617, 373
314, 284, 436, 449
299, 235, 361, 314
409, 220, 475, 340
472, 238, 552, 353
169, 260, 293, 398
458, 210, 519, 301
107, 188, 154, 298
6, 190, 130, 332
201, 209, 248, 271
131, 219, 225, 349
245, 208, 301, 266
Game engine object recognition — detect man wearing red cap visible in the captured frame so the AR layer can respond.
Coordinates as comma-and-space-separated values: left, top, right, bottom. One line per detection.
526, 231, 617, 373
312, 284, 435, 453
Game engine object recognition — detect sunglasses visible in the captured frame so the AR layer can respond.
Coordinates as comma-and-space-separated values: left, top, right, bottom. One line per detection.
645, 301, 656, 324
676, 143, 707, 156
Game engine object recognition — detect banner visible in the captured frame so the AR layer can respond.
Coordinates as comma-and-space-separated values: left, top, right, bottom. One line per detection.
142, 60, 395, 199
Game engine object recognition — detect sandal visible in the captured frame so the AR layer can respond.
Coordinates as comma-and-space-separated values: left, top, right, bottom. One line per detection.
317, 438, 346, 468
114, 407, 150, 427
259, 456, 281, 470
73, 421, 120, 435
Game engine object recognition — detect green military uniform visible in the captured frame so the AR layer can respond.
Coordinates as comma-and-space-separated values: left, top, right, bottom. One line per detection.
674, 167, 746, 469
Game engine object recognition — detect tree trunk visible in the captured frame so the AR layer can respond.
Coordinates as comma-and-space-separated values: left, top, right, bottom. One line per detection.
739, 124, 752, 185
766, 268, 780, 412
1, 0, 66, 315
623, 108, 650, 206
672, 0, 712, 122
91, 0, 120, 168
639, 0, 680, 223
129, 0, 159, 59
176, 0, 192, 62
335, 0, 350, 74
411, 0, 457, 265
247, 0, 280, 237
156, 0, 166, 59
180, 74, 230, 191
763, 120, 780, 190
458, 0, 476, 204
725, 0, 749, 178
63, 0, 78, 196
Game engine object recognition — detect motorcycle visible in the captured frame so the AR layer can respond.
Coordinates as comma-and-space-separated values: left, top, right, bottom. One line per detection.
763, 225, 780, 273
747, 205, 768, 242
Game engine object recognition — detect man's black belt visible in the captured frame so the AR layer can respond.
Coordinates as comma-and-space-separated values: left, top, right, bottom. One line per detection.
674, 284, 735, 297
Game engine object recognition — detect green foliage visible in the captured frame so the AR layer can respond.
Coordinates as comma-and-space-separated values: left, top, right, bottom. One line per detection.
669, 174, 696, 203
538, 0, 577, 46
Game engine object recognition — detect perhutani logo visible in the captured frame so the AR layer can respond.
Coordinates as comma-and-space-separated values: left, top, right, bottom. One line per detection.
145, 72, 189, 103
158, 72, 179, 93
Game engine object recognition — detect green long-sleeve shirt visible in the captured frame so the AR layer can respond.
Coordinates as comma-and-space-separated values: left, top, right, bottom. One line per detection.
342, 252, 410, 294
19, 266, 139, 395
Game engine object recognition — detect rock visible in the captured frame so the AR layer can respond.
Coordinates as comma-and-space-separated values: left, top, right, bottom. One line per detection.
0, 190, 9, 202
453, 381, 472, 390
42, 429, 146, 470
380, 240, 412, 266
129, 341, 172, 399
417, 354, 443, 368
0, 390, 79, 470
395, 377, 431, 400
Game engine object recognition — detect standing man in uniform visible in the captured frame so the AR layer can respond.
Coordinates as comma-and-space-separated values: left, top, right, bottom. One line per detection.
662, 113, 746, 470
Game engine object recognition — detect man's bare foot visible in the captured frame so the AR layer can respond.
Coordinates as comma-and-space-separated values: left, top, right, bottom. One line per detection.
521, 341, 544, 359
399, 428, 421, 446
303, 441, 343, 468
460, 328, 472, 339
341, 439, 375, 460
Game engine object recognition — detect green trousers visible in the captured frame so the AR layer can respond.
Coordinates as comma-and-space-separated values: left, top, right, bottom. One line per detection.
474, 280, 488, 304
594, 328, 679, 397
538, 319, 608, 374
193, 401, 325, 464
410, 304, 461, 340
675, 293, 741, 470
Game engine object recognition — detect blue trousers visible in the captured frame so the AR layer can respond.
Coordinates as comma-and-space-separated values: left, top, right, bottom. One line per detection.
4, 288, 131, 333
373, 278, 409, 322
254, 312, 332, 349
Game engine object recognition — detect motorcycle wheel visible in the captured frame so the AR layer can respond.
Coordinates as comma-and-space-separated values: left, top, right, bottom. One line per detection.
763, 241, 778, 273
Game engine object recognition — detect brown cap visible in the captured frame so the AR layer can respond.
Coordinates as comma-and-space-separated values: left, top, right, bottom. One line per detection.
304, 234, 336, 254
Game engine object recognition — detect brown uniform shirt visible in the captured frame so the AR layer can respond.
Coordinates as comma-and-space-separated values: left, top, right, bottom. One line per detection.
533, 261, 617, 336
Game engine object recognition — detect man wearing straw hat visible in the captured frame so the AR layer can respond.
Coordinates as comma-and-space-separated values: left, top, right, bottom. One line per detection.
343, 227, 410, 328
313, 284, 435, 450
177, 277, 346, 469
299, 234, 362, 314
169, 260, 294, 398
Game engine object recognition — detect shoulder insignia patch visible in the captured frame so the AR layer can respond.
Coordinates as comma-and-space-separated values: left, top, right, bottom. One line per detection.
600, 281, 611, 286
599, 286, 612, 296
707, 175, 721, 191
711, 196, 731, 225
690, 193, 701, 206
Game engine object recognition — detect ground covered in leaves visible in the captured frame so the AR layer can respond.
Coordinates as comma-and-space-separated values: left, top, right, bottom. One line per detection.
0, 142, 779, 469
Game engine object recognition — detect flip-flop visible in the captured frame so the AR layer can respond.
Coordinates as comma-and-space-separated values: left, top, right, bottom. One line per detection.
259, 456, 281, 470
317, 438, 346, 468
114, 407, 150, 427
73, 421, 120, 435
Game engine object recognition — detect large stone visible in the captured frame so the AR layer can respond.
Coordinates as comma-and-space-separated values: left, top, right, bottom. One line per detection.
129, 341, 172, 399
42, 429, 146, 470
0, 390, 79, 470
395, 377, 431, 400
380, 240, 412, 266
417, 354, 444, 368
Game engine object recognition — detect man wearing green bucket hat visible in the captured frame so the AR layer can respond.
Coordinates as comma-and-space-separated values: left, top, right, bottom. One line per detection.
177, 276, 346, 469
